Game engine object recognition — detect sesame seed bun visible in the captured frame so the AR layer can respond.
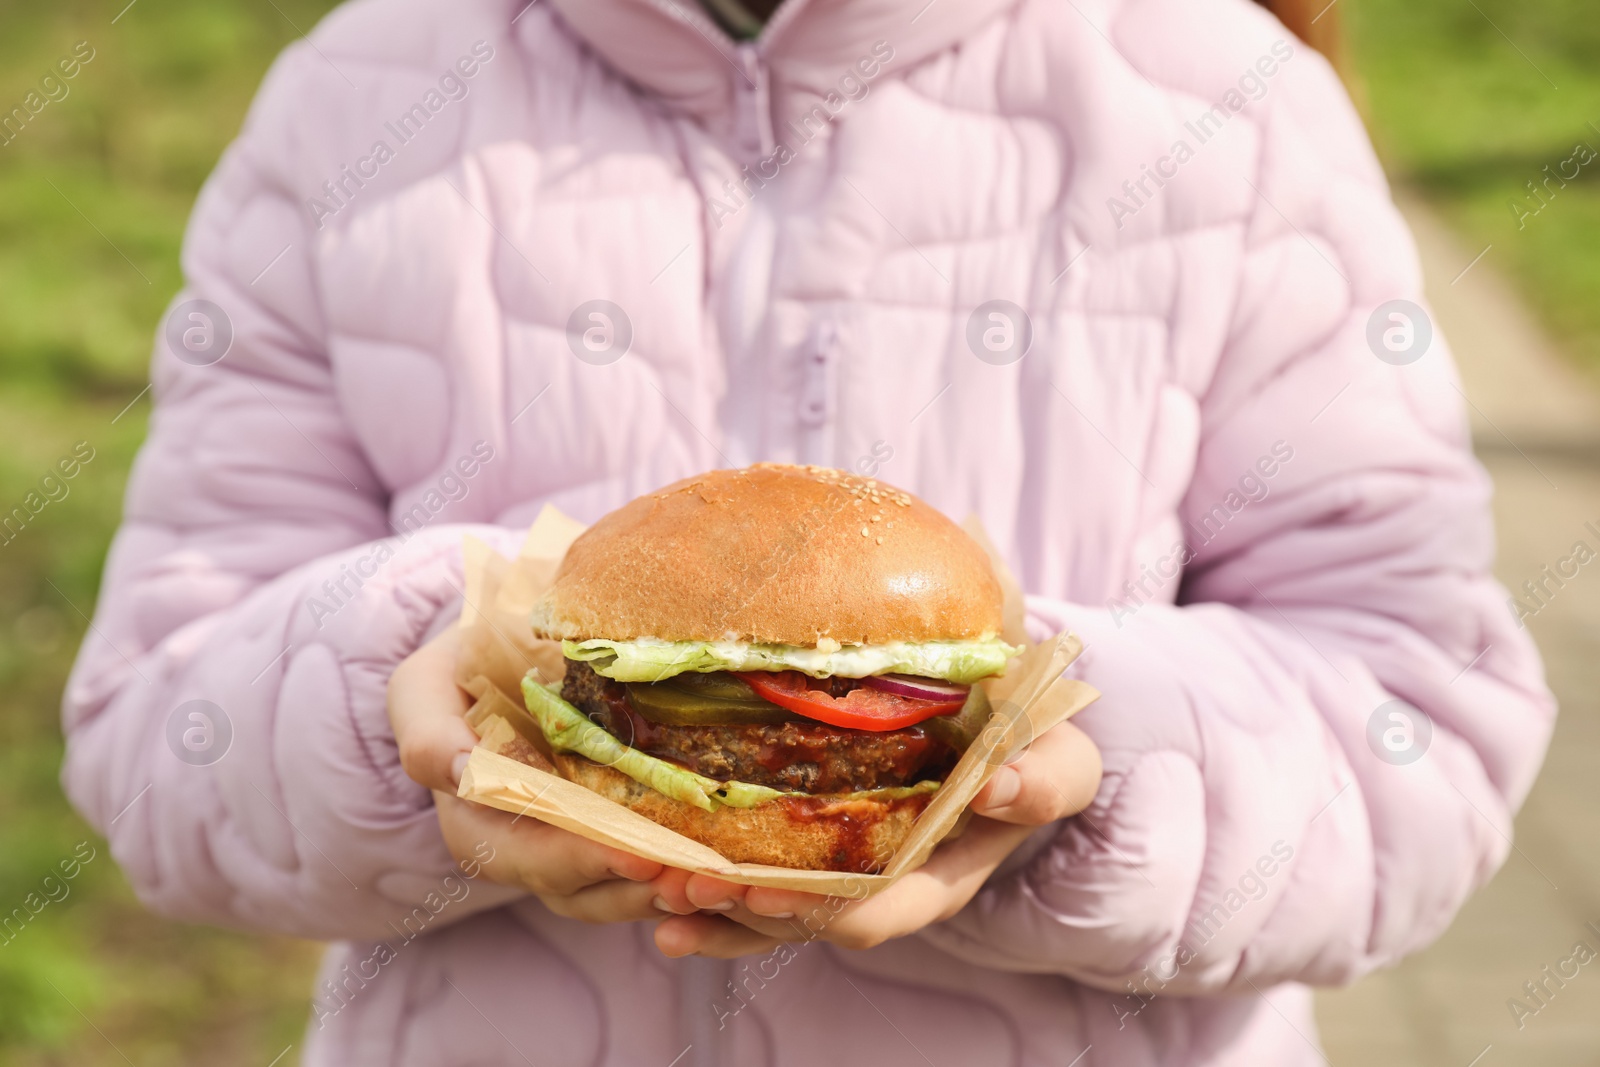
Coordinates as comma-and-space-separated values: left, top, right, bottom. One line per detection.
529, 464, 1003, 647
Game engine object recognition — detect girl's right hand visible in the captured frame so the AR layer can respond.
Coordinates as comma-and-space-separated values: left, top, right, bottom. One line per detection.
388, 626, 686, 923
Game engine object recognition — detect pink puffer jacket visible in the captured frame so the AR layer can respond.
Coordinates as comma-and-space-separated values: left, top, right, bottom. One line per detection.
62, 0, 1554, 1063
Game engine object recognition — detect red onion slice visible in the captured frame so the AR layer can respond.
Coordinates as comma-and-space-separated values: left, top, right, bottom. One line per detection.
859, 673, 970, 701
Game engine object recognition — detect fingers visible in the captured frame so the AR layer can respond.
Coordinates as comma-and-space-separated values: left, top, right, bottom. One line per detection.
655, 914, 783, 959
501, 817, 664, 896
656, 820, 1035, 956
701, 887, 909, 951
682, 874, 749, 913
436, 792, 662, 898
390, 627, 479, 792
679, 879, 894, 951
706, 820, 1037, 952
971, 720, 1102, 825
541, 876, 665, 924
404, 634, 671, 923
662, 877, 875, 950
648, 867, 701, 915
740, 884, 854, 923
896, 817, 1035, 919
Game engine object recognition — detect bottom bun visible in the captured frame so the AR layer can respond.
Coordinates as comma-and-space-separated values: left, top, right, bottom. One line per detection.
551, 753, 934, 873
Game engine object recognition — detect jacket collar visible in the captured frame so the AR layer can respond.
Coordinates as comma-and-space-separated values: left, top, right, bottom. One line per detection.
542, 0, 1019, 155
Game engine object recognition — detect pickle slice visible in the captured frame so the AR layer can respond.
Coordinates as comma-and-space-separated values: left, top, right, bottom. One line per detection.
625, 680, 802, 726
664, 672, 765, 701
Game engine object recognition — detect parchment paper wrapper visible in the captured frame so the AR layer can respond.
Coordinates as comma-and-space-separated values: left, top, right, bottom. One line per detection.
454, 506, 1099, 896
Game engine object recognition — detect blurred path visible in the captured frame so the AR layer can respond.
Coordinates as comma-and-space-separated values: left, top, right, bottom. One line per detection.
1313, 192, 1600, 1066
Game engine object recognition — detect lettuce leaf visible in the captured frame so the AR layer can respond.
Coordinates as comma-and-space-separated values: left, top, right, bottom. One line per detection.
561, 636, 1020, 684
520, 674, 940, 810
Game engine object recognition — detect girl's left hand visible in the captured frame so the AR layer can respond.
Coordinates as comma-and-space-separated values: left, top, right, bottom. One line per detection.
650, 719, 1102, 958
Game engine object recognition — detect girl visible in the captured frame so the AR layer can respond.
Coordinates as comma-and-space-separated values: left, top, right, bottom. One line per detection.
64, 0, 1553, 1063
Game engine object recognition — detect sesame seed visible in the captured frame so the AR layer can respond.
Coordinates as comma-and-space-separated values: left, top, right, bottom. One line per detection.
876, 536, 883, 544
871, 514, 882, 522
861, 527, 869, 536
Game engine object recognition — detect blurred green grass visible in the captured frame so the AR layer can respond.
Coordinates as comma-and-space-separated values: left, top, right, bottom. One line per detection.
0, 2, 337, 1064
0, 0, 1596, 1064
1345, 0, 1600, 368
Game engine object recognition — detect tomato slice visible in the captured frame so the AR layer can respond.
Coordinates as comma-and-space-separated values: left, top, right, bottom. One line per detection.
733, 671, 965, 732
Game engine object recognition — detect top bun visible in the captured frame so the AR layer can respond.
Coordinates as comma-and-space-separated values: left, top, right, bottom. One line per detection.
530, 464, 1003, 647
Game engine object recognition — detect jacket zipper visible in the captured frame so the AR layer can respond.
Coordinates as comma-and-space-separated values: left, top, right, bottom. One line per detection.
799, 318, 839, 465
732, 41, 775, 158
667, 0, 809, 160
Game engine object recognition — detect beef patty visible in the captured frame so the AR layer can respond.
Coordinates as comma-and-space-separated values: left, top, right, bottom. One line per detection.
560, 660, 958, 794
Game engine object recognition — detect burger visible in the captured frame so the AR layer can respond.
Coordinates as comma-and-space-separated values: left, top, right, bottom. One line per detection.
519, 463, 1020, 872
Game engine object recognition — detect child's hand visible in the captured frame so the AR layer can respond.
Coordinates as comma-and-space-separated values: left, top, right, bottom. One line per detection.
649, 720, 1102, 957
388, 627, 667, 922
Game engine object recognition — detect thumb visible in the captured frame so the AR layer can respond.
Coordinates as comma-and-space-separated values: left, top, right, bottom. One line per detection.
971, 720, 1102, 825
389, 625, 479, 792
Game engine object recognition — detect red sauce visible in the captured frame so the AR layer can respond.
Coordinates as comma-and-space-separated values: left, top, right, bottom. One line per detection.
779, 792, 937, 873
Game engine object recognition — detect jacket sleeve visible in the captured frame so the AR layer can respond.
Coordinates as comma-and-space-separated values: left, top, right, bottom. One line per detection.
918, 47, 1554, 991
60, 42, 522, 940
